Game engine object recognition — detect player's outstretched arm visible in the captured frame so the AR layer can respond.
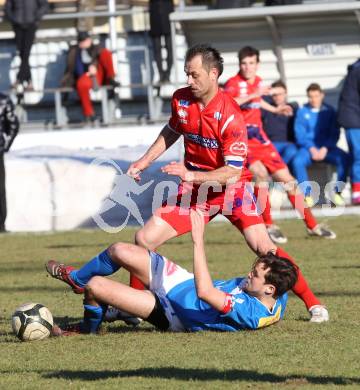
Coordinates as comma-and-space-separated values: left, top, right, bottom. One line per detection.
261, 98, 293, 116
190, 210, 227, 312
127, 125, 181, 181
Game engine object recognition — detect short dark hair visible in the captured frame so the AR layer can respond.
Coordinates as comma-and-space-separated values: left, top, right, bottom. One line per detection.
306, 83, 322, 93
78, 31, 90, 42
271, 80, 287, 90
238, 46, 260, 63
254, 252, 298, 298
185, 44, 224, 77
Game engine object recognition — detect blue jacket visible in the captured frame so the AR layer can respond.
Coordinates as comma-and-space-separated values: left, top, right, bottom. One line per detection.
338, 59, 360, 129
294, 103, 339, 150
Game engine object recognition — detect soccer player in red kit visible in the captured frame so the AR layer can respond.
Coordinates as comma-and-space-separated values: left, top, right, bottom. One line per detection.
125, 44, 328, 322
224, 46, 336, 244
46, 44, 328, 323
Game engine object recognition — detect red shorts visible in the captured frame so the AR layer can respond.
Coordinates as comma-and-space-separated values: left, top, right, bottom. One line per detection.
247, 141, 287, 174
155, 181, 264, 236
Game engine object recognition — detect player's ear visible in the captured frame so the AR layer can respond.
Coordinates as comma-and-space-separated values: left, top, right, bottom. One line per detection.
264, 284, 276, 297
210, 67, 218, 81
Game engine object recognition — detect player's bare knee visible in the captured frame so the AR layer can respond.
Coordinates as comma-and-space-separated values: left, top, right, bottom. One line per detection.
256, 171, 269, 183
250, 163, 269, 182
135, 229, 155, 250
107, 242, 131, 265
257, 241, 277, 256
134, 229, 145, 246
246, 231, 276, 256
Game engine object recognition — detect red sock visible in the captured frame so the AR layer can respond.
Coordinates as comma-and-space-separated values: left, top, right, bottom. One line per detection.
287, 193, 317, 230
352, 183, 360, 193
130, 274, 145, 290
254, 185, 273, 226
276, 247, 321, 310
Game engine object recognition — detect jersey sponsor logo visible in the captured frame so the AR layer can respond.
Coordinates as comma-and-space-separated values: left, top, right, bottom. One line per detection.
185, 133, 219, 149
229, 141, 247, 157
179, 99, 190, 107
231, 130, 243, 138
179, 119, 188, 124
178, 109, 188, 118
214, 111, 222, 120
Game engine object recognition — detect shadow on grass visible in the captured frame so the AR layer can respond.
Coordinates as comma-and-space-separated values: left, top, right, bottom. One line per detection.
106, 325, 157, 334
53, 316, 83, 324
41, 367, 360, 385
332, 265, 360, 269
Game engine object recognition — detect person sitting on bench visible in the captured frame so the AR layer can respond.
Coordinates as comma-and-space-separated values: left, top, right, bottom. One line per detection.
60, 31, 119, 123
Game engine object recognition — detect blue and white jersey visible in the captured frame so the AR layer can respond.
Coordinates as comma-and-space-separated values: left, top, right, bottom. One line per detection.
166, 277, 288, 332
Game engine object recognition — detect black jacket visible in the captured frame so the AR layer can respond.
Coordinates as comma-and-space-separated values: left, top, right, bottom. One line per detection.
338, 59, 360, 129
0, 93, 19, 153
4, 0, 49, 27
261, 100, 298, 142
149, 0, 174, 37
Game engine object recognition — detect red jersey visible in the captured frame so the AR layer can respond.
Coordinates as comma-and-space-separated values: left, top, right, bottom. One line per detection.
168, 87, 250, 178
224, 73, 270, 146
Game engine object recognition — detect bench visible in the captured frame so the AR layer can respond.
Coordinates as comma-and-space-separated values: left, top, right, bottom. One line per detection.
11, 85, 119, 127
9, 80, 162, 128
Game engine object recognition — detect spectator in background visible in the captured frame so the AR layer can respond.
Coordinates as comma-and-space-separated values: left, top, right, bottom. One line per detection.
0, 92, 19, 232
149, 0, 174, 84
338, 59, 360, 206
224, 47, 336, 244
293, 83, 350, 207
262, 80, 298, 172
5, 0, 49, 92
60, 32, 119, 123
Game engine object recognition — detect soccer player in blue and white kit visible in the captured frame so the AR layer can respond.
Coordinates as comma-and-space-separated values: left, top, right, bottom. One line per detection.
51, 210, 298, 335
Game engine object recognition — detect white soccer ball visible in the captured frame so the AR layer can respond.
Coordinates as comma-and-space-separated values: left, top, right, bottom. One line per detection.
11, 303, 53, 342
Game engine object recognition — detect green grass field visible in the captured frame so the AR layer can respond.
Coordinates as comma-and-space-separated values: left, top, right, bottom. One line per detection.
1, 216, 360, 389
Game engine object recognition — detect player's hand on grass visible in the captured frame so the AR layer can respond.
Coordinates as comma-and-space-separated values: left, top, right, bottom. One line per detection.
190, 209, 205, 244
161, 161, 194, 181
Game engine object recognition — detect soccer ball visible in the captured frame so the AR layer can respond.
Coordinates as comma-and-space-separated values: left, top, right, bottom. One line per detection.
11, 303, 53, 342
